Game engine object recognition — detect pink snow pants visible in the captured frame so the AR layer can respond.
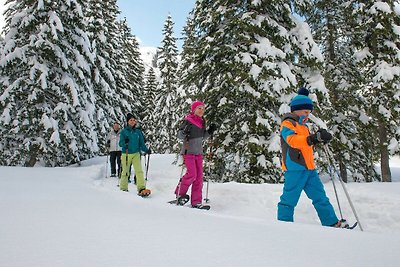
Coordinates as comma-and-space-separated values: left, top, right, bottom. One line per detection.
175, 154, 204, 205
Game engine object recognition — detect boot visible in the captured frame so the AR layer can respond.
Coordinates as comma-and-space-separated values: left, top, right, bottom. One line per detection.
331, 219, 349, 228
138, 188, 151, 197
176, 194, 190, 206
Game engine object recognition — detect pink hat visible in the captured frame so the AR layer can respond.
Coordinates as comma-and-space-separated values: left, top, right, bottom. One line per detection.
191, 100, 205, 113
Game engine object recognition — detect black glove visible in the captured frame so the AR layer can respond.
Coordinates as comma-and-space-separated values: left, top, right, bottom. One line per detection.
147, 148, 152, 154
106, 140, 110, 145
125, 137, 129, 145
207, 123, 217, 135
318, 129, 332, 143
307, 129, 332, 145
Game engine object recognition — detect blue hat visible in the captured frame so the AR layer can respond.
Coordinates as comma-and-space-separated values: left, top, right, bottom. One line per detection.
290, 87, 314, 112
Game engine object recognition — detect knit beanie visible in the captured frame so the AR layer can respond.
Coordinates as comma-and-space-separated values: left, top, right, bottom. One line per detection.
191, 100, 205, 113
290, 88, 314, 112
126, 113, 135, 123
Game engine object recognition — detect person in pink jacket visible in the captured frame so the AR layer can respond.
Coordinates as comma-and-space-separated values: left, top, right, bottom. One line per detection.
174, 101, 216, 209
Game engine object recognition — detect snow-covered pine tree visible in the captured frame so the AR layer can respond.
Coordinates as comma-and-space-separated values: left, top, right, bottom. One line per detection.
118, 18, 145, 123
176, 13, 197, 119
303, 0, 378, 182
172, 14, 199, 154
351, 0, 400, 182
86, 0, 125, 152
0, 0, 97, 166
180, 0, 325, 183
153, 14, 180, 153
0, 36, 4, 51
101, 0, 134, 127
142, 67, 158, 147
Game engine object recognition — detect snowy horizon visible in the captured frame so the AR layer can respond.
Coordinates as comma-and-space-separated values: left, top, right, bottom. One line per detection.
1, 154, 400, 266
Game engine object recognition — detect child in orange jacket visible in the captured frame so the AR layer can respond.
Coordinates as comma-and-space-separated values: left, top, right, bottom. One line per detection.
278, 88, 346, 228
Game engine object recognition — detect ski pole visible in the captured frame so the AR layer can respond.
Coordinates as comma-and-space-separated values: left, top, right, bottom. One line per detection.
323, 145, 364, 231
145, 153, 150, 181
105, 150, 109, 178
327, 159, 344, 220
176, 134, 189, 198
125, 146, 129, 178
119, 141, 129, 188
309, 126, 343, 219
204, 134, 213, 203
176, 156, 185, 197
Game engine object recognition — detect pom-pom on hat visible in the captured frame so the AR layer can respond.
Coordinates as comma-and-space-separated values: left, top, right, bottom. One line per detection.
191, 100, 205, 113
290, 87, 314, 112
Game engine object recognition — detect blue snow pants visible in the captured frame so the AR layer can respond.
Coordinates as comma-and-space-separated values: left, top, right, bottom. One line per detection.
277, 170, 338, 226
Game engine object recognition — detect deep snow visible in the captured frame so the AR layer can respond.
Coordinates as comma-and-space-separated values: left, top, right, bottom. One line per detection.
1, 154, 400, 267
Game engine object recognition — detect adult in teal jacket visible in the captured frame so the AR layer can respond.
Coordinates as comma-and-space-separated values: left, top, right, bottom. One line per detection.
119, 113, 151, 194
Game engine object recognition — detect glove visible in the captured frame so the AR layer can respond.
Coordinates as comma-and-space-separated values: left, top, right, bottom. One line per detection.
318, 129, 333, 143
125, 137, 129, 145
147, 148, 152, 155
307, 129, 332, 145
207, 123, 217, 135
106, 140, 110, 145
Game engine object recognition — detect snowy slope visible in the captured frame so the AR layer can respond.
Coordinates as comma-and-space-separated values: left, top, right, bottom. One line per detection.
1, 154, 400, 267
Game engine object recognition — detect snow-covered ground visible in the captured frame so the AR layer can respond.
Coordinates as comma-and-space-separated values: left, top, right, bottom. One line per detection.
1, 154, 400, 267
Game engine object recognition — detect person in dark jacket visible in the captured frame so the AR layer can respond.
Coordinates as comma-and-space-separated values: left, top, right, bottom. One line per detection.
174, 101, 216, 209
119, 113, 151, 196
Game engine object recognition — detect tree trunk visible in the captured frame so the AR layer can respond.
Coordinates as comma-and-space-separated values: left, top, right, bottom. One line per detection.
25, 145, 39, 167
368, 150, 375, 183
378, 121, 391, 182
364, 146, 374, 182
338, 156, 348, 183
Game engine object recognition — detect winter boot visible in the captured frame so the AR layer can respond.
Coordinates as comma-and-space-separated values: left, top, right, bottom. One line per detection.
138, 188, 151, 197
191, 203, 211, 210
331, 219, 350, 228
176, 194, 190, 206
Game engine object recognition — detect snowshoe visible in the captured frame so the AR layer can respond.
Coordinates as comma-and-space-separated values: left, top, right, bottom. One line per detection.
346, 222, 358, 229
177, 194, 190, 205
168, 194, 189, 206
191, 203, 211, 210
138, 188, 151, 197
332, 219, 357, 229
